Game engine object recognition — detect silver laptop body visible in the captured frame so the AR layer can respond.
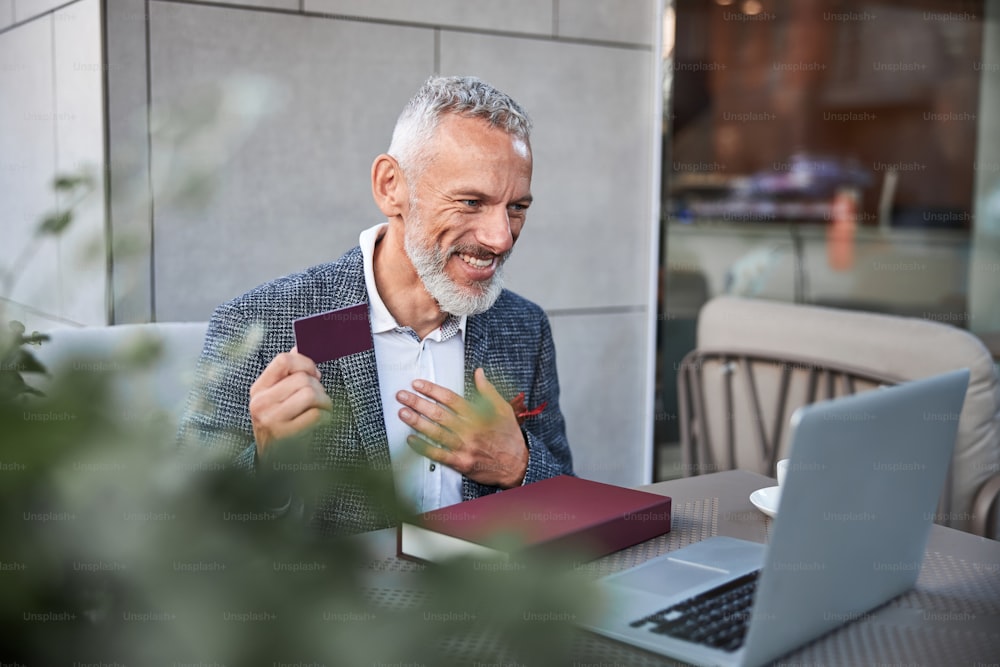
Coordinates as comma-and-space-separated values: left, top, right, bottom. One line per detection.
581, 368, 969, 667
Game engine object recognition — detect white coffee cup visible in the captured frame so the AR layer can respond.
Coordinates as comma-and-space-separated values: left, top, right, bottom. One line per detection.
776, 459, 790, 487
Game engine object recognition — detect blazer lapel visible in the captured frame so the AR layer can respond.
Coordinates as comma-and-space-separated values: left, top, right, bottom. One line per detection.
462, 312, 492, 500
337, 348, 392, 470
325, 249, 392, 471
463, 312, 490, 400
464, 308, 515, 400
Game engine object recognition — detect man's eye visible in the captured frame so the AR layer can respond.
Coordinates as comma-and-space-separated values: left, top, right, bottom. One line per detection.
509, 203, 527, 213
462, 200, 481, 208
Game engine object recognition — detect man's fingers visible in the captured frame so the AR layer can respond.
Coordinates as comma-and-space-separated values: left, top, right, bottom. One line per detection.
254, 350, 321, 390
472, 368, 509, 410
396, 389, 461, 427
251, 374, 332, 452
409, 379, 475, 419
251, 371, 325, 407
399, 406, 461, 450
285, 405, 332, 434
251, 351, 329, 458
406, 433, 455, 464
255, 384, 331, 425
395, 373, 528, 486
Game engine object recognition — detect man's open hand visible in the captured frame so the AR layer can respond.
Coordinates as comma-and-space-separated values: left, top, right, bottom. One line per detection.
249, 347, 333, 459
396, 368, 529, 488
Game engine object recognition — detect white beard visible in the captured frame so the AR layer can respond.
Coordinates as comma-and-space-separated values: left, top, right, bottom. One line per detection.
403, 207, 508, 316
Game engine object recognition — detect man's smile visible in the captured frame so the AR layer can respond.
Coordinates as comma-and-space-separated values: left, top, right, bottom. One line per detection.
458, 252, 495, 269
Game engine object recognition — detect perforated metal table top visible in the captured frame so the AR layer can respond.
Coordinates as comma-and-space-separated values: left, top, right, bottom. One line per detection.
356, 470, 1000, 666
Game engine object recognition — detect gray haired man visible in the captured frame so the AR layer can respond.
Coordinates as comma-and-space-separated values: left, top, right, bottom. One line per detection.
179, 76, 573, 536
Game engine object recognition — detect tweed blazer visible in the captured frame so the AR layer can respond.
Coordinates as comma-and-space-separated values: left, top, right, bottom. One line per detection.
178, 245, 573, 536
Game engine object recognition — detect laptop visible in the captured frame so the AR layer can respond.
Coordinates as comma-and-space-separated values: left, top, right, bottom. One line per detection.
581, 368, 969, 667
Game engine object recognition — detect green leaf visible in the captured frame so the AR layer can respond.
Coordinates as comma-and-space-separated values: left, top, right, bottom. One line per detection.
14, 348, 47, 375
18, 384, 44, 398
53, 173, 93, 192
22, 331, 49, 346
0, 369, 45, 399
53, 175, 80, 191
37, 210, 73, 236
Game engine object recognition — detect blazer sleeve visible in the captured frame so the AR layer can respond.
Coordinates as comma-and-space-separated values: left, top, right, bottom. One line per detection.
176, 300, 266, 472
519, 313, 574, 485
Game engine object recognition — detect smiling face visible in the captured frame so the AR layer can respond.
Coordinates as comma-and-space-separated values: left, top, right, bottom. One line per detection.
401, 114, 533, 316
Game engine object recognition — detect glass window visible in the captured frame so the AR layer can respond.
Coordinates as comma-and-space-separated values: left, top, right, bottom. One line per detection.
655, 0, 999, 478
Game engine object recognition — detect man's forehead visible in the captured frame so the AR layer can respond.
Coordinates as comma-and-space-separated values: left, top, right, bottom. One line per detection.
510, 136, 530, 160
433, 114, 531, 153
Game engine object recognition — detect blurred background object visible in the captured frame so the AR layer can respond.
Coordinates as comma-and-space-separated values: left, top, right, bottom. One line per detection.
655, 0, 1000, 480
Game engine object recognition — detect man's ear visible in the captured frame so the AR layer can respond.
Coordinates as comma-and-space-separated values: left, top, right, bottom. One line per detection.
371, 154, 408, 218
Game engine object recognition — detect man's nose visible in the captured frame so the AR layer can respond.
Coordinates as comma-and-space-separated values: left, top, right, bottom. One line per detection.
477, 206, 514, 254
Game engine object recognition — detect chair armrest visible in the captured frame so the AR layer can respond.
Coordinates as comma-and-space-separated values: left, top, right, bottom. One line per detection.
971, 472, 1000, 539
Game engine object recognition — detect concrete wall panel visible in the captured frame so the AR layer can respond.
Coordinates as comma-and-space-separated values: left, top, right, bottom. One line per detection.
305, 0, 552, 36
440, 31, 656, 312
557, 0, 657, 45
148, 2, 434, 319
0, 15, 59, 319
550, 311, 650, 485
53, 0, 106, 325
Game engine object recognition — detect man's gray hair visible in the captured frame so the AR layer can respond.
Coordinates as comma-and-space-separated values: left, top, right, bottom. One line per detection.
388, 75, 532, 176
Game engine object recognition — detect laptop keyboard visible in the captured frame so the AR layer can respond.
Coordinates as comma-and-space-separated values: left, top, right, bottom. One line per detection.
628, 570, 760, 653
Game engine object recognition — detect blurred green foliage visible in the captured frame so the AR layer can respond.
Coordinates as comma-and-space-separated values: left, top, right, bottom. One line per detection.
1, 97, 599, 666
0, 321, 48, 401
1, 327, 597, 665
0, 173, 597, 666
1, 171, 95, 402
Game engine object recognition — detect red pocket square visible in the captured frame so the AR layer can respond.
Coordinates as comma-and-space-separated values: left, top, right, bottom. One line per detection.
509, 392, 548, 425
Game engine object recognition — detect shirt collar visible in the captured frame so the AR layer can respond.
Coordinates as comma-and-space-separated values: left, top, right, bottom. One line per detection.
359, 223, 466, 341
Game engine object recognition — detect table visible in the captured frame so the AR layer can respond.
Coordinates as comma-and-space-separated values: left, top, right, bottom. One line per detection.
356, 470, 1000, 666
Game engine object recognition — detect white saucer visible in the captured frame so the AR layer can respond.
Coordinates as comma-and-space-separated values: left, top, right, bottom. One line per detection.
749, 486, 782, 519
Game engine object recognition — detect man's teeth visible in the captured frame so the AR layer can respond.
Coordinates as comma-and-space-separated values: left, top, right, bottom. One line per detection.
460, 254, 493, 269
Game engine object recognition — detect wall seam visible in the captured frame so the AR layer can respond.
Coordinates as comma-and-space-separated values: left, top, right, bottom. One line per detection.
547, 305, 647, 318
0, 297, 86, 326
51, 12, 64, 319
145, 0, 156, 321
101, 0, 114, 324
1, 0, 82, 34
145, 0, 653, 52
149, 0, 300, 17
643, 0, 667, 484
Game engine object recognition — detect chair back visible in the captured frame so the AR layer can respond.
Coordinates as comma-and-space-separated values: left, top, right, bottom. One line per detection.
31, 322, 209, 437
678, 296, 1000, 536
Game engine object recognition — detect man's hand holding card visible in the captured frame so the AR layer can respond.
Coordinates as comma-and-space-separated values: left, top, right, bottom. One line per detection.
284, 304, 528, 487
250, 304, 375, 460
248, 348, 332, 460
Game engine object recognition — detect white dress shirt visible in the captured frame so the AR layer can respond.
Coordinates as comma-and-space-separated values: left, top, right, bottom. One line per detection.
359, 223, 466, 513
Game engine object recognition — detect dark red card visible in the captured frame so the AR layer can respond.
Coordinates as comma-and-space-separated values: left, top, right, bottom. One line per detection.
293, 303, 373, 364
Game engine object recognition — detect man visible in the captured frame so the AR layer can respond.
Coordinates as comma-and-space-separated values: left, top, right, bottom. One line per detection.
178, 75, 573, 536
